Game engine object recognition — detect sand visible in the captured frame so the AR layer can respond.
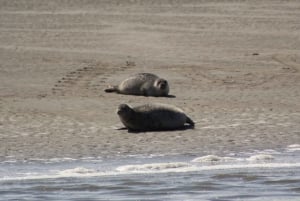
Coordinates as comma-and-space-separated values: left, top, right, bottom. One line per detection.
0, 0, 300, 161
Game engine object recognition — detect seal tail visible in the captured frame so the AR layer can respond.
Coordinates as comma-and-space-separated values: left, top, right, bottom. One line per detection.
186, 116, 195, 128
104, 85, 118, 93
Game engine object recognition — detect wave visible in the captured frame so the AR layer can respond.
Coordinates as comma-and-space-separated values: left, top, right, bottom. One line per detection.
286, 144, 300, 152
191, 154, 275, 163
2, 161, 300, 183
191, 155, 238, 163
246, 154, 275, 162
2, 160, 300, 182
116, 162, 190, 172
59, 167, 98, 175
1, 145, 300, 181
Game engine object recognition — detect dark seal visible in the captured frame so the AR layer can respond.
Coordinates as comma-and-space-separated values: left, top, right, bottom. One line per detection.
117, 103, 194, 132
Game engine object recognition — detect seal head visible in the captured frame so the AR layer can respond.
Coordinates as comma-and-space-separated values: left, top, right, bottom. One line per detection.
154, 78, 169, 94
117, 104, 133, 116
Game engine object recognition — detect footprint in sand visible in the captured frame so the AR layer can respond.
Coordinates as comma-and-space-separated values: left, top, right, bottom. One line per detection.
272, 54, 300, 73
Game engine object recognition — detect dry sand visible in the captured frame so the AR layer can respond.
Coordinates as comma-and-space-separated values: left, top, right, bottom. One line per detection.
0, 0, 300, 161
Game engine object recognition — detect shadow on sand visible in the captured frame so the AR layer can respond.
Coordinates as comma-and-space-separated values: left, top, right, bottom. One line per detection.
116, 124, 194, 133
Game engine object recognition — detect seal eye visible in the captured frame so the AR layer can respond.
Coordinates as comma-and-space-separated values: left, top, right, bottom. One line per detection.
117, 109, 122, 115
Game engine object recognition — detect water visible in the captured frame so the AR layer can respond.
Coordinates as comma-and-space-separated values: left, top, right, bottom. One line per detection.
1, 145, 300, 201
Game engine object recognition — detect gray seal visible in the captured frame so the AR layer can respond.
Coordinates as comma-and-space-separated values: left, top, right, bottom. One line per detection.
117, 103, 195, 132
105, 73, 169, 97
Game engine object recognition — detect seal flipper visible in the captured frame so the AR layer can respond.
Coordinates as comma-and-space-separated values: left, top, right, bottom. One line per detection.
115, 127, 128, 130
186, 116, 195, 128
104, 85, 118, 93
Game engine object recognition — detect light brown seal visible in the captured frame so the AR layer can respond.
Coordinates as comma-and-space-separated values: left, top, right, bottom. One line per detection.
105, 73, 169, 97
117, 103, 194, 132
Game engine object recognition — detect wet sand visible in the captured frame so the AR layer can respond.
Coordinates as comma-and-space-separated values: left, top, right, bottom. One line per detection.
0, 0, 300, 160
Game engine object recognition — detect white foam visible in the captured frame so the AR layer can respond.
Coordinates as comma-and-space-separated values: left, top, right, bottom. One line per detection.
1, 168, 107, 181
288, 144, 300, 148
246, 154, 275, 162
33, 157, 77, 163
196, 162, 300, 171
2, 149, 300, 182
259, 149, 281, 154
192, 154, 276, 164
286, 144, 300, 152
191, 155, 237, 163
59, 167, 97, 175
2, 161, 300, 182
116, 162, 190, 173
1, 159, 17, 164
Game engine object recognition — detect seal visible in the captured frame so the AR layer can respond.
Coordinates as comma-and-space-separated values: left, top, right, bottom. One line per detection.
117, 103, 195, 132
105, 73, 169, 97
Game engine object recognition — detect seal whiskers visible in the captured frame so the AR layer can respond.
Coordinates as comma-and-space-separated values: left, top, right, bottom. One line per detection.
186, 117, 195, 128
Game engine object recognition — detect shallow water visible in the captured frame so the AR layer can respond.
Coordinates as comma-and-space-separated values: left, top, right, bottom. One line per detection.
1, 145, 300, 201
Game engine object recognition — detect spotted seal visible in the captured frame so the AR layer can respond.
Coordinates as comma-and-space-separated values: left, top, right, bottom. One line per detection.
105, 73, 169, 97
117, 103, 194, 132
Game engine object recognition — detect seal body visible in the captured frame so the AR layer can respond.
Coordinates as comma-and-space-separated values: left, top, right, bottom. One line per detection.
117, 103, 194, 132
105, 73, 169, 97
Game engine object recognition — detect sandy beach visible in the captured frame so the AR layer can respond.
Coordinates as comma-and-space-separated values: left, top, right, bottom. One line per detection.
0, 0, 300, 161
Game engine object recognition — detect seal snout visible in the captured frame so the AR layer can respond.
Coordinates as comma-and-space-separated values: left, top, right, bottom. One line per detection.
160, 81, 168, 90
157, 79, 168, 90
117, 104, 131, 115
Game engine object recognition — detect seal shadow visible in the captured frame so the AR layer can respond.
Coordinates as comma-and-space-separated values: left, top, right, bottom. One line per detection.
165, 94, 176, 98
123, 94, 176, 98
115, 124, 194, 133
104, 91, 176, 98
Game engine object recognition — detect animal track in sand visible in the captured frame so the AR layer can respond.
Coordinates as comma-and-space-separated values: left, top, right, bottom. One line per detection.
51, 62, 132, 97
272, 54, 300, 73
174, 65, 275, 90
196, 68, 276, 88
176, 54, 300, 89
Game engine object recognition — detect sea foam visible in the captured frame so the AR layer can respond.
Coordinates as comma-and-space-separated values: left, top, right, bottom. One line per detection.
191, 155, 237, 163
286, 144, 300, 152
116, 162, 190, 172
246, 154, 275, 162
59, 167, 98, 175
